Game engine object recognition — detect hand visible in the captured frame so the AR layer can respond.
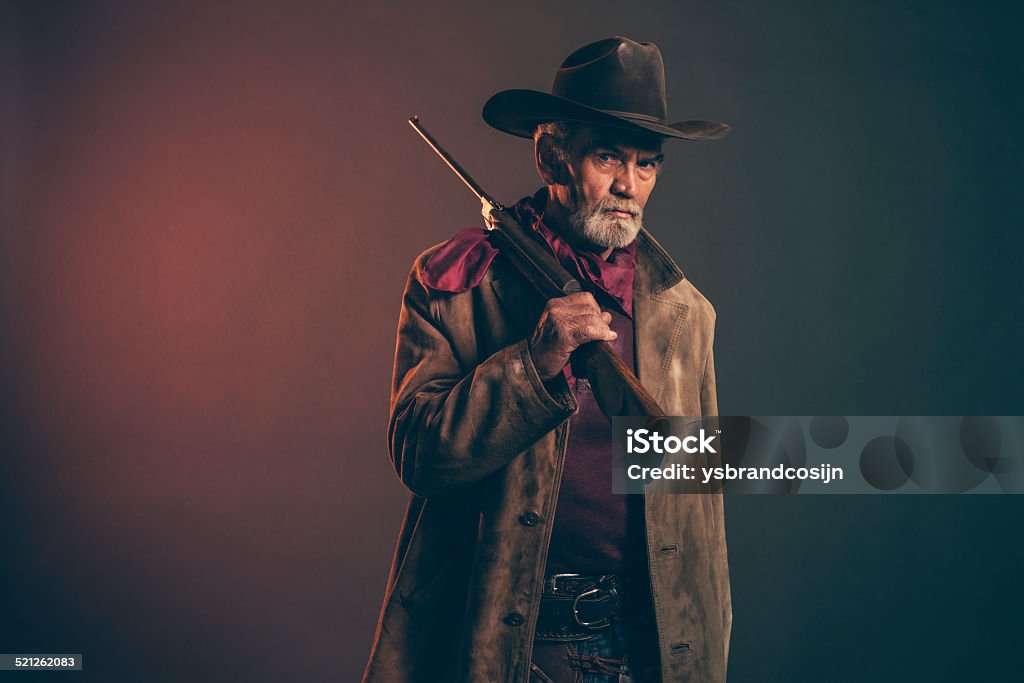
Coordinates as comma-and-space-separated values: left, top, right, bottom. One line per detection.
528, 292, 616, 381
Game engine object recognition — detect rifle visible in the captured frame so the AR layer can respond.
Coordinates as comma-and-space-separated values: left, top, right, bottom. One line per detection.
409, 116, 665, 420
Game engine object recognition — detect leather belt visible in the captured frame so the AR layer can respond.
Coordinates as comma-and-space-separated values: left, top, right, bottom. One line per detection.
534, 573, 641, 642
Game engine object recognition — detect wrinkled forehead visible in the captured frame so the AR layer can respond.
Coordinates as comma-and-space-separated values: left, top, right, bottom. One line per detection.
569, 124, 664, 155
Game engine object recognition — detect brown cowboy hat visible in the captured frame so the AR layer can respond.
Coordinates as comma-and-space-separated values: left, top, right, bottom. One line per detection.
482, 36, 730, 142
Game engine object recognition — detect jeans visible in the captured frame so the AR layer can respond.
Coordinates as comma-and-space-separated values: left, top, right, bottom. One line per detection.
530, 608, 661, 683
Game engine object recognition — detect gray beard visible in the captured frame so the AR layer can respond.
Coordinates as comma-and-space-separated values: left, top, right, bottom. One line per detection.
567, 197, 644, 250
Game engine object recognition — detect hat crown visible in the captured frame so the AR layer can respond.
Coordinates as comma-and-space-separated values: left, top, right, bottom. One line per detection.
480, 36, 729, 141
551, 37, 668, 123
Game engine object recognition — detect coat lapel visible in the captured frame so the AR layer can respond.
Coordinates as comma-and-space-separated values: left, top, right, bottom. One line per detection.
489, 277, 545, 339
633, 229, 689, 405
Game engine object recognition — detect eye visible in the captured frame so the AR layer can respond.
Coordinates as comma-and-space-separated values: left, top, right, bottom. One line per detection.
596, 152, 617, 163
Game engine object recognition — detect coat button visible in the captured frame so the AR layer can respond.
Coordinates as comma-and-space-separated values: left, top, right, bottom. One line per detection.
519, 511, 541, 526
503, 612, 525, 626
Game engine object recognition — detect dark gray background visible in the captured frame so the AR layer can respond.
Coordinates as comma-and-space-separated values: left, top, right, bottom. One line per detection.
2, 0, 1022, 680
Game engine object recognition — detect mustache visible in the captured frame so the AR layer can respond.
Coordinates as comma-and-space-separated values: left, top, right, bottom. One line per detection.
596, 199, 642, 216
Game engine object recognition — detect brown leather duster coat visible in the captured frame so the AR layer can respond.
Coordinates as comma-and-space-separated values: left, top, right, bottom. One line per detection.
363, 228, 731, 682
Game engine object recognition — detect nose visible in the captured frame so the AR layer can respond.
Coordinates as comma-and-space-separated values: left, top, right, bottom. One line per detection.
612, 162, 638, 198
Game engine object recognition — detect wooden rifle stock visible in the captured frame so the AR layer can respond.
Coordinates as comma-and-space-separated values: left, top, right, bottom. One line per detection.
409, 116, 666, 420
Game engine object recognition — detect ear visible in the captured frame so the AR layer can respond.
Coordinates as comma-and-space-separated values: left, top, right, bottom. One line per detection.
535, 135, 571, 186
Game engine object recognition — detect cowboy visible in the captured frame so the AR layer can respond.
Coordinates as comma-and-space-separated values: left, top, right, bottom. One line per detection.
364, 37, 732, 682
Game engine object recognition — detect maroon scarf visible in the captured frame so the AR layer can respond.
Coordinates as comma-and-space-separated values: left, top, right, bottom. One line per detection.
422, 188, 637, 317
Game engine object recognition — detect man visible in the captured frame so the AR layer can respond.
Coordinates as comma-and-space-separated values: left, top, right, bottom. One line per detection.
364, 37, 731, 682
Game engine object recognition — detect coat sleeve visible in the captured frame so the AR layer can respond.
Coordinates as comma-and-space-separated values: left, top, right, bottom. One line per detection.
387, 259, 577, 498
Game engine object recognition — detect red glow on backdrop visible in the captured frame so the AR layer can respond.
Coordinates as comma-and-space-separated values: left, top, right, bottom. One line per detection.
1, 2, 467, 678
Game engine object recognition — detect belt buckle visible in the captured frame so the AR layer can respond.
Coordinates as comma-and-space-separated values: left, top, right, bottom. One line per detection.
571, 575, 618, 628
546, 572, 585, 594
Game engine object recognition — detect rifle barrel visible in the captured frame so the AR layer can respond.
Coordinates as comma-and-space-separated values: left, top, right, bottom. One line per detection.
408, 116, 502, 210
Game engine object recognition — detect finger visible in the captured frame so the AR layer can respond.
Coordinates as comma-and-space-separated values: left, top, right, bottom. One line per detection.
549, 297, 594, 310
565, 311, 611, 327
569, 321, 617, 345
558, 292, 601, 312
579, 324, 618, 343
553, 303, 605, 319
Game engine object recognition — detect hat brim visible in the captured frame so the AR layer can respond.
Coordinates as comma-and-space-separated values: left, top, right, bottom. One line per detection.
482, 89, 730, 141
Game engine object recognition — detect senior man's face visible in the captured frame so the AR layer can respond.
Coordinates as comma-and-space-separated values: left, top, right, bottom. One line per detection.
556, 126, 664, 252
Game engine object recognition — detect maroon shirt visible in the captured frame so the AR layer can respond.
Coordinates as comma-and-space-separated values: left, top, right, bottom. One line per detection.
545, 298, 646, 575
422, 189, 645, 574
